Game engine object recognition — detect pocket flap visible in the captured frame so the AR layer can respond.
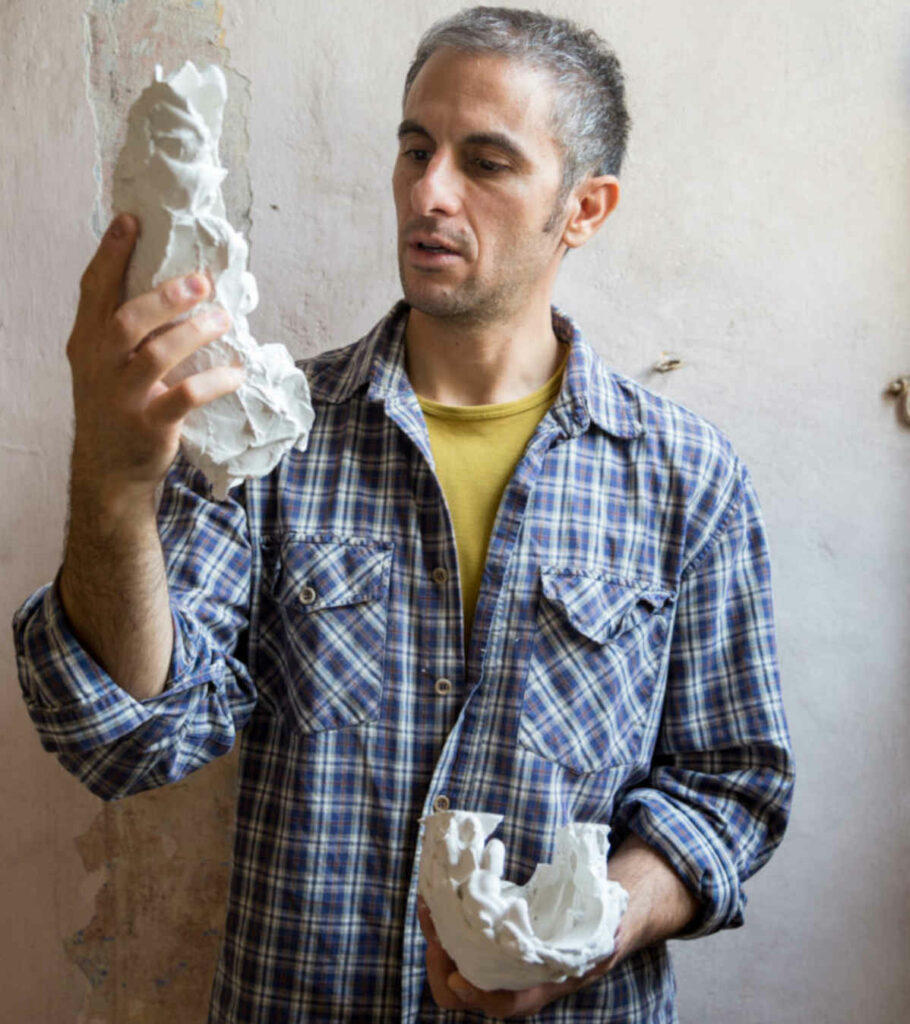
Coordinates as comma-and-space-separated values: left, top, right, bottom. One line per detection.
272, 538, 393, 611
539, 568, 673, 645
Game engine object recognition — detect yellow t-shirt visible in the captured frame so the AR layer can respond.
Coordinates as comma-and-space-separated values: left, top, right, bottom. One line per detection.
417, 346, 568, 648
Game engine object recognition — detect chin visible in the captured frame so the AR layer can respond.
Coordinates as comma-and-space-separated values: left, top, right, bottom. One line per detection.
405, 292, 462, 319
400, 277, 491, 324
401, 278, 451, 316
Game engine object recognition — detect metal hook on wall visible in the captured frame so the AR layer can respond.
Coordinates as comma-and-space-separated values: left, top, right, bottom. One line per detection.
885, 377, 910, 426
652, 353, 683, 374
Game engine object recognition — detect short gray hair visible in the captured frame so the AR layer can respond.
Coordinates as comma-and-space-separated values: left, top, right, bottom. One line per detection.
403, 6, 631, 194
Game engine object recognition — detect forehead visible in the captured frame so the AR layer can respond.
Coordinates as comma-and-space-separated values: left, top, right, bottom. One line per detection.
403, 47, 559, 153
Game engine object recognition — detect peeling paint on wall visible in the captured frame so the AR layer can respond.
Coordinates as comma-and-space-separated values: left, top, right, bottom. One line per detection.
71, 4, 249, 1020
66, 752, 238, 1024
84, 0, 251, 240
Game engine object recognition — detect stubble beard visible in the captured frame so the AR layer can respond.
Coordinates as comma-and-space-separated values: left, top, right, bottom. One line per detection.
397, 192, 567, 327
399, 265, 513, 328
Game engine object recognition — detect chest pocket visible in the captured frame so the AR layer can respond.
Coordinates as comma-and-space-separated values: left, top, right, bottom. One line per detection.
518, 568, 675, 775
255, 537, 394, 733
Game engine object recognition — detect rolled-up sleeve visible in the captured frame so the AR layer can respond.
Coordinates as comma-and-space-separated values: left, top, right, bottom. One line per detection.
13, 456, 258, 800
613, 465, 795, 938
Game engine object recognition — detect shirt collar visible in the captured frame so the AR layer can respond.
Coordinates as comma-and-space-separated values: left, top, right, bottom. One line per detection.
550, 306, 645, 440
308, 300, 645, 441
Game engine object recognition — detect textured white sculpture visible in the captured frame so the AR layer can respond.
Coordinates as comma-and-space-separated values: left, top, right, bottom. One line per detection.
113, 61, 313, 499
418, 810, 629, 991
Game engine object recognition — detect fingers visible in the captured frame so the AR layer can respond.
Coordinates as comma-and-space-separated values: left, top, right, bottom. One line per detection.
423, 936, 463, 1011
416, 896, 439, 943
436, 965, 614, 1019
146, 363, 245, 427
445, 973, 505, 1015
74, 214, 217, 366
109, 271, 213, 353
77, 214, 139, 322
66, 215, 244, 497
446, 976, 567, 1020
418, 898, 464, 1011
419, 896, 595, 1018
124, 306, 232, 389
419, 897, 617, 1019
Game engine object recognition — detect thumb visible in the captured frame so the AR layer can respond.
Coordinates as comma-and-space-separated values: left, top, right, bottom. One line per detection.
77, 213, 140, 322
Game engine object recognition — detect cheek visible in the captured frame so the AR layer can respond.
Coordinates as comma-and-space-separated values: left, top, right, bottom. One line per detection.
471, 197, 516, 249
483, 211, 526, 260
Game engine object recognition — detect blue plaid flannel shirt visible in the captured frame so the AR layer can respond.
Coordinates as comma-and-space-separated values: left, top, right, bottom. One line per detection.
15, 301, 793, 1023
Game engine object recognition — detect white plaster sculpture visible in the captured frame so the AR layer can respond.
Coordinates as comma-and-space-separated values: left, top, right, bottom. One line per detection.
113, 61, 313, 499
418, 810, 629, 991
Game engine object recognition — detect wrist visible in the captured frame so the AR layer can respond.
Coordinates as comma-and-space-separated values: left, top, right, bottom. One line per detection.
607, 835, 700, 957
64, 469, 164, 595
611, 889, 654, 962
69, 452, 161, 529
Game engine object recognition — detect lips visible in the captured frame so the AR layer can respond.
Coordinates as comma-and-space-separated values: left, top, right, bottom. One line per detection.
416, 242, 454, 254
406, 237, 464, 271
407, 232, 463, 257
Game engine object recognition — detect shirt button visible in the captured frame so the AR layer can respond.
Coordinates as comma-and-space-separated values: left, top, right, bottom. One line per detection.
299, 585, 316, 605
434, 677, 452, 696
432, 794, 450, 813
431, 566, 449, 585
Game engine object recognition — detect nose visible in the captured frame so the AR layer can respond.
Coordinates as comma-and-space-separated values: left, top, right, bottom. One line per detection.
410, 150, 461, 217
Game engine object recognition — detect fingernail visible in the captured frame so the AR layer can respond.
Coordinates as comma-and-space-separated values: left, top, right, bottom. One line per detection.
448, 978, 474, 1002
207, 308, 231, 330
184, 273, 207, 297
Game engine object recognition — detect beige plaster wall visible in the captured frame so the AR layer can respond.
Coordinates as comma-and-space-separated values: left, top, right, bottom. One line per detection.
1, 1, 908, 1021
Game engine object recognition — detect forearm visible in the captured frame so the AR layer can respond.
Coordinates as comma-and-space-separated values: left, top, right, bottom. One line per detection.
60, 475, 173, 701
15, 456, 259, 799
13, 214, 257, 795
608, 833, 700, 959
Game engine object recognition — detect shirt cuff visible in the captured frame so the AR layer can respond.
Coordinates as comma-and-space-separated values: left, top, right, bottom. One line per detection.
13, 576, 222, 757
613, 783, 745, 939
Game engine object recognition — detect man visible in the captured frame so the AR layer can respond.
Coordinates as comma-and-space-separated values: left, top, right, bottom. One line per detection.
14, 7, 793, 1022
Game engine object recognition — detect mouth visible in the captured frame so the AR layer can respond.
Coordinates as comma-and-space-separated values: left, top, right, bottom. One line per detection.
414, 241, 456, 254
407, 238, 463, 269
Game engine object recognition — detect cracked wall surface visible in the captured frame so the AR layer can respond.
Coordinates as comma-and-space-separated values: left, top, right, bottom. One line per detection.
1, 1, 909, 1023
84, 0, 251, 239
75, 9, 246, 1020
66, 754, 238, 1024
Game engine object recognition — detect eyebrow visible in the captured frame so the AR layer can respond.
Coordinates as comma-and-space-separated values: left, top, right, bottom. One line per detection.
397, 118, 431, 140
396, 119, 530, 167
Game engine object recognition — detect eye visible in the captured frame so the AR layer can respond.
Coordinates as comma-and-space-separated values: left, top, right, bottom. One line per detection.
474, 158, 507, 174
403, 148, 431, 163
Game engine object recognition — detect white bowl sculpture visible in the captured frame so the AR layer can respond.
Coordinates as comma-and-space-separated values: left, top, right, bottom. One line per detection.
113, 61, 313, 499
418, 810, 629, 991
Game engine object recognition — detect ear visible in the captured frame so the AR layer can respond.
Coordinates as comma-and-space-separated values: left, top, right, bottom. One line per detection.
561, 175, 620, 250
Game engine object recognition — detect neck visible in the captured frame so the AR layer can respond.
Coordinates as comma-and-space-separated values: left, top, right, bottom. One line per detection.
404, 297, 563, 406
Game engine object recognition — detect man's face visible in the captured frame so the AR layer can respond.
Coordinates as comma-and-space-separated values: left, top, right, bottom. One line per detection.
393, 47, 569, 326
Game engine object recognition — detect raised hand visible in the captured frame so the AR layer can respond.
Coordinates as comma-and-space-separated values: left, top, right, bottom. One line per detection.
59, 213, 245, 699
67, 212, 243, 509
